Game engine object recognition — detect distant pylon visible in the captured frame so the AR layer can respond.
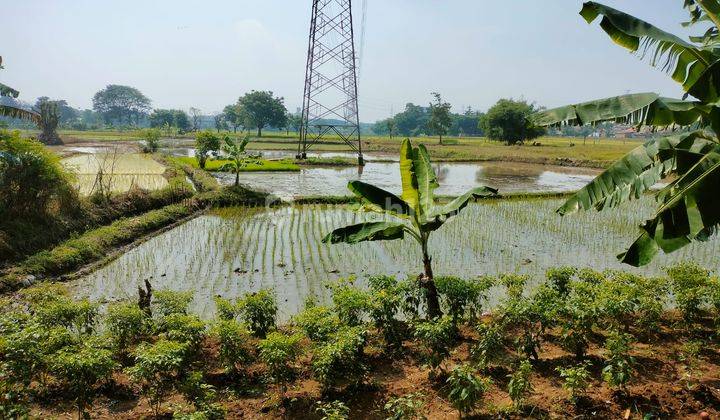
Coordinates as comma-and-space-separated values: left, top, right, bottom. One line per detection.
297, 0, 364, 165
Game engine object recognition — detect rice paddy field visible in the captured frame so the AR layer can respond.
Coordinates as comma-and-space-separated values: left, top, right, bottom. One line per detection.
69, 197, 720, 321
61, 153, 169, 195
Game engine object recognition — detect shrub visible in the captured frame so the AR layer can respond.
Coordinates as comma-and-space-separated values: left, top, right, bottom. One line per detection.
141, 128, 161, 153
106, 302, 149, 356
159, 313, 206, 352
435, 276, 492, 326
18, 282, 69, 307
601, 330, 635, 390
559, 281, 598, 359
557, 362, 591, 403
413, 316, 454, 372
258, 332, 303, 397
397, 278, 424, 321
667, 262, 711, 323
237, 289, 277, 338
211, 320, 253, 375
312, 326, 367, 390
507, 359, 534, 409
35, 298, 98, 335
471, 322, 505, 366
384, 392, 426, 420
178, 371, 225, 419
499, 274, 528, 301
127, 339, 190, 417
153, 290, 194, 317
292, 305, 340, 343
315, 400, 350, 420
367, 275, 406, 350
50, 343, 116, 419
213, 296, 238, 321
546, 267, 577, 296
331, 278, 371, 327
446, 364, 491, 416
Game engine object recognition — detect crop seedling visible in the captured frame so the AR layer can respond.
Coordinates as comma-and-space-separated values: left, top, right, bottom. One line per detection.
237, 289, 277, 338
446, 363, 491, 418
602, 330, 635, 391
507, 359, 534, 410
323, 138, 497, 319
315, 400, 350, 420
50, 343, 116, 419
557, 362, 591, 404
384, 392, 426, 420
126, 339, 190, 417
258, 332, 303, 399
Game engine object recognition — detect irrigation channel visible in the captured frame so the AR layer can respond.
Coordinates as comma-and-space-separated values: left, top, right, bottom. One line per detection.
68, 196, 720, 321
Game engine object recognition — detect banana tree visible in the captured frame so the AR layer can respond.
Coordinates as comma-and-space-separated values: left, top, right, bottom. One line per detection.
532, 1, 720, 266
322, 138, 497, 318
0, 56, 39, 123
219, 135, 254, 186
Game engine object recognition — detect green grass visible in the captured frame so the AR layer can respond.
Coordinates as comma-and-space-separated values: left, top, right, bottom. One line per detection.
172, 156, 300, 172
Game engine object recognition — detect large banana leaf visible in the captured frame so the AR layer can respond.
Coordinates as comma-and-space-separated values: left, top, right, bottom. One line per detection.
422, 186, 498, 232
580, 2, 717, 101
322, 221, 406, 244
399, 139, 420, 213
412, 143, 439, 215
0, 104, 39, 123
557, 131, 713, 215
347, 180, 412, 216
534, 93, 705, 127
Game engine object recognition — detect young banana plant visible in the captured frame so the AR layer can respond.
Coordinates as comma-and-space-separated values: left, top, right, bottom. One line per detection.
323, 138, 497, 319
219, 135, 252, 186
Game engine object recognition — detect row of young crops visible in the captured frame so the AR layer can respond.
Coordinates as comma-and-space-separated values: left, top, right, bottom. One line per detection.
3, 260, 719, 418
72, 198, 720, 319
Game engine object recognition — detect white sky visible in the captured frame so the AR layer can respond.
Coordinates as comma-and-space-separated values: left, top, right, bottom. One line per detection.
1, 0, 694, 121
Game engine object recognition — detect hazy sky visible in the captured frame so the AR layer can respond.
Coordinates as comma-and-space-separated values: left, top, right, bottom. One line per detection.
2, 0, 696, 121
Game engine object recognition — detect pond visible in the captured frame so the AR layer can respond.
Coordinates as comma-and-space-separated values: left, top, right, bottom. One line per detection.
69, 198, 720, 320
62, 153, 168, 195
214, 161, 600, 199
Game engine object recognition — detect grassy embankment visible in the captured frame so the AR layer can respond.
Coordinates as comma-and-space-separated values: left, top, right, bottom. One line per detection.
46, 128, 641, 168
171, 156, 300, 172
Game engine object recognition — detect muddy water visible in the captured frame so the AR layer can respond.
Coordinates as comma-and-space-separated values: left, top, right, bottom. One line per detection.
62, 153, 168, 195
69, 198, 720, 320
215, 161, 600, 200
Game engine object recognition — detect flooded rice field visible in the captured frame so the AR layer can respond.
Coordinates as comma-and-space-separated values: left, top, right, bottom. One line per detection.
215, 161, 600, 199
69, 198, 720, 320
62, 153, 168, 195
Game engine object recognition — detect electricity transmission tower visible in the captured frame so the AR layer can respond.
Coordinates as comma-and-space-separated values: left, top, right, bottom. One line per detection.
297, 0, 364, 165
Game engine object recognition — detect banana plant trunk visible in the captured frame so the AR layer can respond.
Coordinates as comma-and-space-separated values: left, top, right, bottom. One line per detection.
421, 236, 442, 319
235, 170, 240, 186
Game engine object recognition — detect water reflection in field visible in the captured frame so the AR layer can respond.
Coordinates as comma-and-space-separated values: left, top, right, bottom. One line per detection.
62, 153, 168, 195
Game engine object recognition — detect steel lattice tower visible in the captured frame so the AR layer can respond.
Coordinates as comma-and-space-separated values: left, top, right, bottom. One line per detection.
297, 0, 364, 165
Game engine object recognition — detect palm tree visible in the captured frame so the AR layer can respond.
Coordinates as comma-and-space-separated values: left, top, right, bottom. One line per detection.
323, 138, 497, 318
533, 1, 720, 266
0, 56, 39, 123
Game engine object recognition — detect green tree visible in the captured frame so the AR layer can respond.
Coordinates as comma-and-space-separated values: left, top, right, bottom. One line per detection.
428, 92, 452, 145
323, 139, 497, 318
195, 131, 221, 169
237, 90, 287, 137
149, 109, 190, 132
222, 104, 244, 133
481, 99, 545, 145
532, 1, 720, 266
92, 84, 151, 126
0, 56, 39, 123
